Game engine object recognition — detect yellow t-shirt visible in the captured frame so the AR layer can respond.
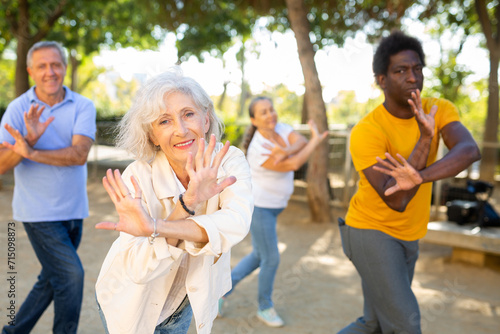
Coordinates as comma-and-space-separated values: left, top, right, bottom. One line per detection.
346, 97, 460, 241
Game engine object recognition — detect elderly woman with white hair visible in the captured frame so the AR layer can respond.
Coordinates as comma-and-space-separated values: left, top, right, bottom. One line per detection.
95, 69, 253, 334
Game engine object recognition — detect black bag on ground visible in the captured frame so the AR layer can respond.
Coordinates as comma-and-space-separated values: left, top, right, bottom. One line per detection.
446, 200, 479, 225
446, 180, 500, 227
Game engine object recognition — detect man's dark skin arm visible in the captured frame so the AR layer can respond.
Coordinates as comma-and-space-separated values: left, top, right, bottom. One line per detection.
366, 121, 480, 212
363, 90, 437, 212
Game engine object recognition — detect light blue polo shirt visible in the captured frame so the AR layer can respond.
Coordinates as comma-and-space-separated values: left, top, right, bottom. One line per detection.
0, 86, 96, 222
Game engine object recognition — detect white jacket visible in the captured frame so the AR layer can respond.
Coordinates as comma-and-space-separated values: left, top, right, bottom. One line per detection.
96, 145, 253, 334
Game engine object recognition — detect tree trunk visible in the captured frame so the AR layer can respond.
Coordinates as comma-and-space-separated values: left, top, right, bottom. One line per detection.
475, 0, 500, 182
286, 0, 331, 223
238, 43, 247, 116
479, 50, 499, 182
14, 0, 32, 97
218, 81, 229, 111
301, 90, 308, 124
15, 39, 32, 97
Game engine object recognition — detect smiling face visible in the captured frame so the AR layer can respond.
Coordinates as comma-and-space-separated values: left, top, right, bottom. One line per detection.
250, 99, 278, 131
149, 91, 210, 173
27, 47, 67, 105
378, 49, 424, 114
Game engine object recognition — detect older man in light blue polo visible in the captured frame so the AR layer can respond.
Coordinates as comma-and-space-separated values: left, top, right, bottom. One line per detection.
0, 41, 96, 334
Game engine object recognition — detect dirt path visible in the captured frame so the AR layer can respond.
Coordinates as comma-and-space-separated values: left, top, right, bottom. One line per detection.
0, 168, 499, 333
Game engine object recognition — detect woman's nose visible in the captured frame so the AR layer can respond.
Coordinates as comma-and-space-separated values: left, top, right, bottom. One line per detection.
175, 120, 188, 135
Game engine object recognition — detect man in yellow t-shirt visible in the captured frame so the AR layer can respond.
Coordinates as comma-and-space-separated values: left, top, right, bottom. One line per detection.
338, 31, 480, 334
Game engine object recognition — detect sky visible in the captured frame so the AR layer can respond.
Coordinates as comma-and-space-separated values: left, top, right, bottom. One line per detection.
93, 20, 490, 104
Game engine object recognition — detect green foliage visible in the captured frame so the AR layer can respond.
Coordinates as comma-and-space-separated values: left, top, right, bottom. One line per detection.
173, 1, 255, 61
220, 114, 247, 148
215, 83, 305, 148
263, 84, 303, 124
328, 90, 384, 126
0, 58, 15, 107
454, 79, 489, 142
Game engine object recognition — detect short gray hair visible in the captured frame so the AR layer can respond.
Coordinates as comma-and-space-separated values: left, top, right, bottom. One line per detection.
27, 41, 67, 68
116, 67, 224, 162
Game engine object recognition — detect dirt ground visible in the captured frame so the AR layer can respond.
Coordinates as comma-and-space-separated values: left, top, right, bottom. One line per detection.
1, 163, 500, 334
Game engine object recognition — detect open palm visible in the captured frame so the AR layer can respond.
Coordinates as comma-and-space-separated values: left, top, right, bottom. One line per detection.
182, 135, 236, 209
408, 90, 437, 139
373, 153, 423, 196
24, 104, 55, 146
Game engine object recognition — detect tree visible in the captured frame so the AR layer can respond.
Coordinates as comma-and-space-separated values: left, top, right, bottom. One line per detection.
171, 0, 411, 222
419, 0, 499, 181
475, 0, 499, 181
286, 0, 331, 222
1, 0, 164, 97
2, 0, 68, 96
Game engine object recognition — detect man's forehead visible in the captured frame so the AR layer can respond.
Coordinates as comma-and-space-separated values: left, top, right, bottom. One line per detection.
32, 48, 64, 62
389, 50, 422, 67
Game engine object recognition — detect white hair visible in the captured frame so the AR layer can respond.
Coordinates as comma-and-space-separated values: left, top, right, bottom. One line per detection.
27, 41, 67, 67
116, 67, 224, 161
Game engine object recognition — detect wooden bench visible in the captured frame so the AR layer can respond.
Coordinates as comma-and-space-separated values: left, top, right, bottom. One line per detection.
422, 221, 500, 266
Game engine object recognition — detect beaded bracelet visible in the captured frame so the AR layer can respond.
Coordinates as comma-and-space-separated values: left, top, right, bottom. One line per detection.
179, 193, 195, 216
148, 218, 160, 245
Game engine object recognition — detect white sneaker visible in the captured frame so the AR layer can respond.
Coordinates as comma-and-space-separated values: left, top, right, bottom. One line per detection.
256, 307, 284, 327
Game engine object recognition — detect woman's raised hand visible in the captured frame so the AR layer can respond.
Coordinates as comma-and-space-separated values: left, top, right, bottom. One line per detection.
308, 119, 329, 145
182, 134, 237, 211
95, 169, 153, 236
262, 139, 289, 164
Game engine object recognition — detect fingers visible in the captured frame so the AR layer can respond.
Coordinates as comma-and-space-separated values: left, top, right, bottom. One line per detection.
262, 143, 273, 150
43, 116, 55, 127
375, 155, 397, 170
95, 221, 117, 230
203, 134, 216, 167
384, 185, 400, 197
372, 165, 392, 176
394, 153, 408, 166
26, 104, 37, 118
2, 141, 14, 150
25, 104, 46, 119
102, 169, 131, 203
105, 169, 121, 195
216, 175, 237, 191
4, 124, 23, 140
211, 140, 230, 169
113, 169, 132, 197
408, 89, 423, 116
185, 151, 195, 176
35, 104, 46, 117
102, 174, 121, 204
195, 137, 206, 171
320, 130, 329, 141
307, 119, 319, 135
429, 105, 438, 119
373, 152, 406, 174
384, 152, 402, 167
408, 99, 417, 114
268, 136, 280, 146
130, 175, 142, 199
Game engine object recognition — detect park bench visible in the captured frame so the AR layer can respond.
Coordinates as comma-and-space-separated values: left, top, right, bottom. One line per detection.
422, 221, 500, 266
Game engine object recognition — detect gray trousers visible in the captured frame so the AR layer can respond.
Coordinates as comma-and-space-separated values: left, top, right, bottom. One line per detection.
338, 218, 421, 334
